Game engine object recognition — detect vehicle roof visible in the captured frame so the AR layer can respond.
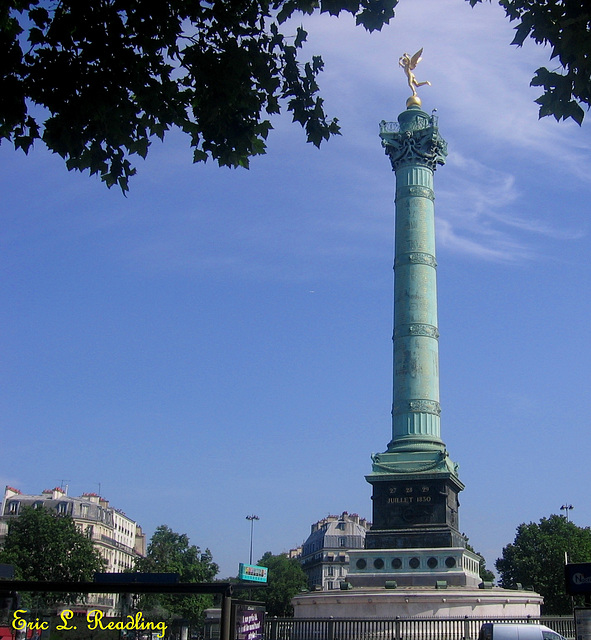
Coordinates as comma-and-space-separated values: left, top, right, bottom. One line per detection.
484, 624, 556, 640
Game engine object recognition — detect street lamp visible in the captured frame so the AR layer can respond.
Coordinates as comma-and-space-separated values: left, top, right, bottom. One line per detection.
246, 515, 260, 564
560, 504, 574, 521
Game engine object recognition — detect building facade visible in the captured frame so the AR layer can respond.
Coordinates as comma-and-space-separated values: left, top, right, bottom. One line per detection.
0, 485, 146, 613
299, 512, 370, 591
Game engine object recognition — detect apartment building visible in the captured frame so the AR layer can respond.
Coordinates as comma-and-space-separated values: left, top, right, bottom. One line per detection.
0, 485, 146, 613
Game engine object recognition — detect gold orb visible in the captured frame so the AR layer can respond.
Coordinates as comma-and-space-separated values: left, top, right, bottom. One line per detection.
406, 95, 422, 108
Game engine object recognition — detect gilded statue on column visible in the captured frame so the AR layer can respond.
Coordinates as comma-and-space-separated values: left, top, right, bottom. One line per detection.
399, 48, 431, 107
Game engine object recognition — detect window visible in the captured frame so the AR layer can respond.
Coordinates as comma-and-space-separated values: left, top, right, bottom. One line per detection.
57, 502, 69, 515
6, 501, 19, 515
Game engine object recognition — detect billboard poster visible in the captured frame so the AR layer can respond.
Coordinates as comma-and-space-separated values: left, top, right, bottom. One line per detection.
238, 564, 268, 583
233, 604, 265, 640
566, 563, 591, 595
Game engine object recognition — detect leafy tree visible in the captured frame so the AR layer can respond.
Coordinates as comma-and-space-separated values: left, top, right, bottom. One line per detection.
0, 506, 105, 606
478, 558, 496, 584
496, 514, 591, 614
471, 0, 590, 126
257, 551, 308, 617
1, 1, 588, 192
0, 0, 392, 191
132, 525, 219, 622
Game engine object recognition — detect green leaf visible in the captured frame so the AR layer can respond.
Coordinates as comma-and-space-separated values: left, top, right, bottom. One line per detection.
510, 21, 531, 46
295, 26, 307, 48
193, 149, 208, 162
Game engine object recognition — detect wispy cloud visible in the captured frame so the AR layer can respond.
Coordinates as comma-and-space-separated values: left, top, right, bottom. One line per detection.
436, 153, 585, 262
269, 0, 586, 265
436, 217, 535, 263
297, 0, 591, 178
14, 0, 583, 276
445, 153, 584, 238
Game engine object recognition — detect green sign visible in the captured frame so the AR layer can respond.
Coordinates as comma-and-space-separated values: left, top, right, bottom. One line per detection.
238, 564, 268, 583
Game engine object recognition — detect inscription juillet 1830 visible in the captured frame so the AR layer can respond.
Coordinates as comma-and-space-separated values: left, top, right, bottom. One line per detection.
386, 484, 433, 504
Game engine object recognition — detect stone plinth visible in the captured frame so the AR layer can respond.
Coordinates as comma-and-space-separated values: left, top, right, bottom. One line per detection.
346, 547, 481, 588
365, 473, 466, 552
292, 586, 542, 619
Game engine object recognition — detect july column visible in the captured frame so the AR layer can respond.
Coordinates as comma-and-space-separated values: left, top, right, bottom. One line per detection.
380, 106, 448, 454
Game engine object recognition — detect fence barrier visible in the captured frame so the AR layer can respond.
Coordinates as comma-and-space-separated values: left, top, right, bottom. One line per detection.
263, 616, 575, 640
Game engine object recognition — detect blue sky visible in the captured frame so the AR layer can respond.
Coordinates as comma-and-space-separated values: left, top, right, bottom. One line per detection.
1, 0, 590, 579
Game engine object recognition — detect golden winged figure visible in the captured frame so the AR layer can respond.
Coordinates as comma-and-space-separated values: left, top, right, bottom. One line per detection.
399, 48, 431, 97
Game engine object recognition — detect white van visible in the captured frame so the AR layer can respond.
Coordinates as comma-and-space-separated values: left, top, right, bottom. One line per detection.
479, 624, 567, 640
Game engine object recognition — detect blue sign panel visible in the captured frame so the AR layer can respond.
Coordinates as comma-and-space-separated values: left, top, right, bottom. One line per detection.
238, 563, 268, 583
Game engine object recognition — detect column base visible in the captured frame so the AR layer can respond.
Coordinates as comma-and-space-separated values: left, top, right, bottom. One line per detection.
369, 444, 460, 477
346, 546, 481, 588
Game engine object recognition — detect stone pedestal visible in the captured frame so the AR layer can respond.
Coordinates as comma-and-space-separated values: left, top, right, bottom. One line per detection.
346, 547, 481, 589
365, 473, 466, 551
292, 586, 543, 619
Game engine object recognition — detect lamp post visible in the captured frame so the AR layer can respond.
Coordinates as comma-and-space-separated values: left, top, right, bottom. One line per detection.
246, 515, 259, 564
561, 504, 574, 522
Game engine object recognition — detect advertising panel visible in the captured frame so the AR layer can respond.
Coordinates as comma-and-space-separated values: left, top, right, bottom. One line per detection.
233, 604, 265, 640
238, 564, 268, 583
566, 563, 591, 595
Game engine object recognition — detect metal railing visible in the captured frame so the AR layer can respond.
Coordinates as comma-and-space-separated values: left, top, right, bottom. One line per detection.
378, 113, 438, 136
263, 616, 575, 640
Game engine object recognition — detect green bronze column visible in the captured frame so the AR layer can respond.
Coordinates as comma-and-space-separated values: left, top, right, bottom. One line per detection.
364, 58, 467, 553
370, 102, 457, 475
386, 106, 447, 454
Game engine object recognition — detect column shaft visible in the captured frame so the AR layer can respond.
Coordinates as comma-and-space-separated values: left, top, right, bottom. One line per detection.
391, 164, 442, 449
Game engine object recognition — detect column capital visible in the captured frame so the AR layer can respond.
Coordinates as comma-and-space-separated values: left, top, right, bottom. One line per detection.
380, 107, 447, 171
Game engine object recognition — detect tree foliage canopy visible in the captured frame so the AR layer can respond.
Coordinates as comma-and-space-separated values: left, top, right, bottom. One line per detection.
471, 0, 591, 126
0, 506, 106, 605
257, 551, 308, 617
132, 525, 219, 622
0, 0, 395, 191
1, 0, 588, 191
496, 514, 591, 614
